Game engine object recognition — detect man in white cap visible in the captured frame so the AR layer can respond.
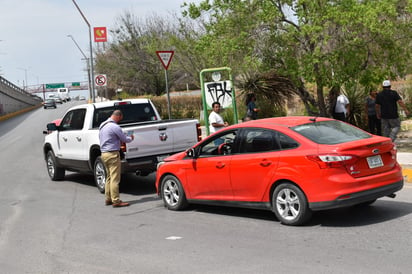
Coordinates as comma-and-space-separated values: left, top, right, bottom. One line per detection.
375, 80, 409, 142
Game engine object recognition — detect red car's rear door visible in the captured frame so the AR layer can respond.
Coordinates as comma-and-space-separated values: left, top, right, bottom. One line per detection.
230, 128, 281, 201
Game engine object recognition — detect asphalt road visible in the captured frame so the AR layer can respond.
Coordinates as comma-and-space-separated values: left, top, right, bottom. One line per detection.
0, 102, 411, 274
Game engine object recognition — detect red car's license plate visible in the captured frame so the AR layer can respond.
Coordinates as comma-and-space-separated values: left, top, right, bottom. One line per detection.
367, 155, 383, 168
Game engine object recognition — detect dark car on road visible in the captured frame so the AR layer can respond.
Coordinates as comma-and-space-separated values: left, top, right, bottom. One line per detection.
54, 97, 63, 104
43, 99, 57, 109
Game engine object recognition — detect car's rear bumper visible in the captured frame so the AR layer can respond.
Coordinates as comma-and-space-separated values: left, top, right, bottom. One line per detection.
309, 179, 404, 211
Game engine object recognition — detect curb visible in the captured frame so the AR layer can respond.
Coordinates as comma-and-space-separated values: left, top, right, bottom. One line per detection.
0, 104, 42, 122
401, 165, 412, 184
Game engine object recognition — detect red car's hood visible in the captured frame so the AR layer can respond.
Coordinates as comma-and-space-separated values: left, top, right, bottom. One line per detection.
163, 150, 187, 162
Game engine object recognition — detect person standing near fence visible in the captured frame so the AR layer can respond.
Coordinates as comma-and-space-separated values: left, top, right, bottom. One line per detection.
245, 93, 259, 120
375, 80, 409, 142
209, 102, 228, 134
333, 90, 350, 122
365, 89, 381, 135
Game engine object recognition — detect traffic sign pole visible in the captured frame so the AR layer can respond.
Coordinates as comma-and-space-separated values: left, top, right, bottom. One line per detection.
165, 70, 171, 119
156, 51, 174, 119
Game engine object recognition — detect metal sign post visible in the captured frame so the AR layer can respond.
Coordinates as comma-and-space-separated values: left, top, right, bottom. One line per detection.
156, 51, 174, 119
95, 74, 107, 101
200, 67, 238, 136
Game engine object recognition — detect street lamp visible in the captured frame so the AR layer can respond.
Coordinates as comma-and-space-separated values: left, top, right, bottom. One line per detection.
67, 34, 92, 101
71, 0, 96, 103
17, 67, 29, 91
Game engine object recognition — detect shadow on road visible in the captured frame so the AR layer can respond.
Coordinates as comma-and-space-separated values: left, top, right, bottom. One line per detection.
61, 172, 411, 227
308, 199, 412, 227
62, 172, 157, 196
176, 199, 412, 227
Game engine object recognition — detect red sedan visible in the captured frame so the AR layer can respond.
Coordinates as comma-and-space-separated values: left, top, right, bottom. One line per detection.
155, 116, 403, 225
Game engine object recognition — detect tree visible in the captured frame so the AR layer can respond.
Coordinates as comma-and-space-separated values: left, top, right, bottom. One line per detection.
183, 0, 412, 116
95, 12, 181, 96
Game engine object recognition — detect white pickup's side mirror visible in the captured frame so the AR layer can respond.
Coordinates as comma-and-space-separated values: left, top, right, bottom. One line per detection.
46, 123, 58, 131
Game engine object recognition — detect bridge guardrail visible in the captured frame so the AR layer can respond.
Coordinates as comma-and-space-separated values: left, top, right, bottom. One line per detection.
0, 75, 42, 117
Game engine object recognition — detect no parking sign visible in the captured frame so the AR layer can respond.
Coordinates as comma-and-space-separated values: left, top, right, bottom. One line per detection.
95, 74, 107, 87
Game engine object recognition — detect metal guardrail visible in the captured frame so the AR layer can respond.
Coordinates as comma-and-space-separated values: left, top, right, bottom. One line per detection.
0, 75, 27, 94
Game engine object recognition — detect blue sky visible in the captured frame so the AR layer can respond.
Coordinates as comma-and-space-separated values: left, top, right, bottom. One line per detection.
0, 0, 200, 89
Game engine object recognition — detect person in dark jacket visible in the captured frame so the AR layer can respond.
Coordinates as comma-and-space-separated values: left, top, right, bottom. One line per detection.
365, 89, 381, 135
245, 93, 259, 120
375, 80, 409, 142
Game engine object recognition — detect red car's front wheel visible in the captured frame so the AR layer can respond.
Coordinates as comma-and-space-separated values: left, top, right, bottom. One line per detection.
161, 175, 188, 211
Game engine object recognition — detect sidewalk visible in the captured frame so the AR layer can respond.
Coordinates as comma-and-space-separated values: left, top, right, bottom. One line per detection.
397, 152, 412, 184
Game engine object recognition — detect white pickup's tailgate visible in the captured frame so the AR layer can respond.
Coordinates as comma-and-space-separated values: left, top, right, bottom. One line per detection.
123, 120, 198, 159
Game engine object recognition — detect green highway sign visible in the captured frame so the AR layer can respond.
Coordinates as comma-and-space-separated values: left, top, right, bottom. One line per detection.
72, 82, 80, 87
46, 83, 64, 89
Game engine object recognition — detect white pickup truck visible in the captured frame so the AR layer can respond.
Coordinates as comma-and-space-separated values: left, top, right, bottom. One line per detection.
43, 98, 201, 192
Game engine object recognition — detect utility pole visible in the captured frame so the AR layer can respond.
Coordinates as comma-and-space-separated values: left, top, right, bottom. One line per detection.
71, 0, 96, 103
17, 67, 29, 91
67, 34, 92, 102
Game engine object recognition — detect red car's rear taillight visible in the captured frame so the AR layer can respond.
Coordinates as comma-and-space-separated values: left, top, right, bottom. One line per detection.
391, 146, 397, 158
307, 154, 359, 169
120, 142, 126, 153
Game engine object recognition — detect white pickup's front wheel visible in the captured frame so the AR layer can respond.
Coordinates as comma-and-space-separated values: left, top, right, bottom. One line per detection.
46, 150, 65, 180
94, 156, 106, 193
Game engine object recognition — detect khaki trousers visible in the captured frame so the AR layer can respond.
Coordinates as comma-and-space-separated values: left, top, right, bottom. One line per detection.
101, 151, 121, 203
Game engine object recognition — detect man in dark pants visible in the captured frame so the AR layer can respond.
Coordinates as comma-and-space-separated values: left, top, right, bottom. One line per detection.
375, 80, 409, 142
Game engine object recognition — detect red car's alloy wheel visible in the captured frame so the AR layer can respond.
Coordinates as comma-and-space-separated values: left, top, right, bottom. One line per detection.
273, 183, 312, 226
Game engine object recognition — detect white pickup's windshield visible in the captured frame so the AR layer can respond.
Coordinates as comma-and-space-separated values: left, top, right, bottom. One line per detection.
93, 103, 158, 128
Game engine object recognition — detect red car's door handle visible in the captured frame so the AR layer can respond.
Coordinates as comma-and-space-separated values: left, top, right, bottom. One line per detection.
260, 159, 272, 167
216, 162, 226, 169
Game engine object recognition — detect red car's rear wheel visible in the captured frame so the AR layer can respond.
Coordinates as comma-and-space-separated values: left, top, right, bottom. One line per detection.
272, 183, 312, 226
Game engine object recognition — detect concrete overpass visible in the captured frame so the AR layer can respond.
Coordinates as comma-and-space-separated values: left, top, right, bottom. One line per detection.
0, 75, 43, 120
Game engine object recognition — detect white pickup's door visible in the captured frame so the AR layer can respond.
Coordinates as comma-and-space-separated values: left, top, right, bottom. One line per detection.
57, 109, 87, 161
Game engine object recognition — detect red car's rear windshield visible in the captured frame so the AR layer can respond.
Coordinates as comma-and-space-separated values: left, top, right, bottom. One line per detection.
291, 120, 372, 144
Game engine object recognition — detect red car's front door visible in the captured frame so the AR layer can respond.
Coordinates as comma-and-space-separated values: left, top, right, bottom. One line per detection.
184, 130, 237, 201
185, 155, 233, 200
